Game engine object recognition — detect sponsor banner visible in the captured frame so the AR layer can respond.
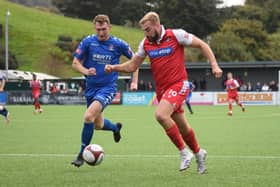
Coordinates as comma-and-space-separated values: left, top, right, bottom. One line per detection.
190, 92, 214, 105
7, 91, 121, 105
8, 91, 34, 104
215, 92, 276, 105
122, 92, 214, 106
41, 94, 86, 105
122, 92, 155, 105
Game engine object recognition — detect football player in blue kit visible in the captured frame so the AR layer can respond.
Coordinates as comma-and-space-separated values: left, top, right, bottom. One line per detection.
71, 14, 138, 167
0, 74, 10, 124
186, 81, 195, 114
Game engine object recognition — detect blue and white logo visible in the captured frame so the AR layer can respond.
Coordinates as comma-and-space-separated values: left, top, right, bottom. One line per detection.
148, 46, 173, 58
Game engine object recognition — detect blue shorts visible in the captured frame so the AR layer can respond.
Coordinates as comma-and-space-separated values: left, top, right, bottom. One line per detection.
85, 86, 117, 110
186, 93, 192, 102
0, 92, 7, 105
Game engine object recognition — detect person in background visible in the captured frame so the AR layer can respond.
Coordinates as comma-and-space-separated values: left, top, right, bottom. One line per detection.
225, 72, 245, 116
0, 74, 10, 124
239, 83, 247, 91
255, 82, 262, 92
138, 80, 147, 91
30, 74, 43, 114
147, 81, 154, 91
261, 82, 269, 91
185, 81, 195, 114
269, 80, 278, 91
247, 82, 253, 91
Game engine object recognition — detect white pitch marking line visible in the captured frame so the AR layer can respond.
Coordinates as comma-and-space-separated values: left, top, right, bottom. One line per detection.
0, 153, 280, 159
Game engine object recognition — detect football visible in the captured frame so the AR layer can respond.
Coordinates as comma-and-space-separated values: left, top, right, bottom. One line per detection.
82, 144, 104, 166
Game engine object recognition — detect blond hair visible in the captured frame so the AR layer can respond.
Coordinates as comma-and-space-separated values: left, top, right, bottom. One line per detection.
93, 14, 111, 25
139, 12, 160, 26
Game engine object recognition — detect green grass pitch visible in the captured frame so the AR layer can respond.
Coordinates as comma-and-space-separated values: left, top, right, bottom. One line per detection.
0, 105, 280, 187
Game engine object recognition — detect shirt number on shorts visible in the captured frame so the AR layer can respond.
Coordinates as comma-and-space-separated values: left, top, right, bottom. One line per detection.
168, 89, 177, 98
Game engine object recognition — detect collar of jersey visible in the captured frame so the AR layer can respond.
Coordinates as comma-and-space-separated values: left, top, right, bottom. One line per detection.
156, 25, 165, 44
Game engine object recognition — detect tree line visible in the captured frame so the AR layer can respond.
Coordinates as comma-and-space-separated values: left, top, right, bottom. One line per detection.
51, 0, 280, 62
3, 0, 280, 65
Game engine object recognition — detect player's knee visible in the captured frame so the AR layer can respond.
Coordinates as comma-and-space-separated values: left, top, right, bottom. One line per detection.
84, 112, 94, 123
154, 111, 168, 124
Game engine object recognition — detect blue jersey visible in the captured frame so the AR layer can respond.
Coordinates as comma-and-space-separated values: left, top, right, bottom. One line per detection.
74, 35, 133, 90
0, 74, 6, 81
0, 74, 7, 105
186, 82, 193, 101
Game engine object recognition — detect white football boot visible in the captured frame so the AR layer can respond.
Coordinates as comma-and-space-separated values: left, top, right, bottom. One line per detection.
195, 149, 207, 174
179, 148, 194, 171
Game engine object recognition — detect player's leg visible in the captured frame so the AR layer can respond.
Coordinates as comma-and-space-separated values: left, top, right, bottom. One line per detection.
228, 98, 233, 116
172, 111, 207, 174
155, 99, 192, 171
186, 99, 193, 114
94, 113, 122, 143
0, 105, 10, 124
33, 94, 42, 114
32, 95, 37, 114
71, 99, 102, 167
35, 97, 43, 113
92, 87, 122, 142
235, 96, 245, 112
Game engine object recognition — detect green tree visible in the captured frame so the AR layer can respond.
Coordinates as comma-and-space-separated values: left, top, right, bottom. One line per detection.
52, 0, 119, 20
267, 32, 280, 60
210, 32, 254, 62
112, 0, 148, 26
232, 5, 268, 22
245, 0, 280, 33
220, 19, 271, 60
153, 0, 222, 38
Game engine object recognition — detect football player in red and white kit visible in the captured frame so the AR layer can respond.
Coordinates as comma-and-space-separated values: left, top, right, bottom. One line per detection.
30, 74, 43, 114
105, 12, 222, 174
225, 72, 245, 116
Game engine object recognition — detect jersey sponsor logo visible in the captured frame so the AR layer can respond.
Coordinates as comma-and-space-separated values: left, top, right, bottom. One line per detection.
147, 46, 173, 58
108, 44, 114, 51
92, 54, 112, 64
75, 49, 82, 55
90, 43, 99, 47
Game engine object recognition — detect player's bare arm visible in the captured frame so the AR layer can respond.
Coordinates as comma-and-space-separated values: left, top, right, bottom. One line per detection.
130, 68, 139, 91
190, 36, 222, 78
105, 55, 144, 73
0, 79, 5, 92
72, 57, 96, 76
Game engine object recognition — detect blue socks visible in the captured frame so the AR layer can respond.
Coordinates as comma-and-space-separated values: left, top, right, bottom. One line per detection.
79, 122, 94, 155
78, 119, 117, 155
102, 118, 117, 133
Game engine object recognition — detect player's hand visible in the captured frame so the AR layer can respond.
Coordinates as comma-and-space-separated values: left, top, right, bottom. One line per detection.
104, 65, 113, 73
87, 68, 96, 76
212, 65, 223, 78
130, 82, 138, 91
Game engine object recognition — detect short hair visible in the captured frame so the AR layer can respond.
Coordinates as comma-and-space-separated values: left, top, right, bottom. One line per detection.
139, 12, 160, 26
93, 14, 110, 25
32, 73, 37, 80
